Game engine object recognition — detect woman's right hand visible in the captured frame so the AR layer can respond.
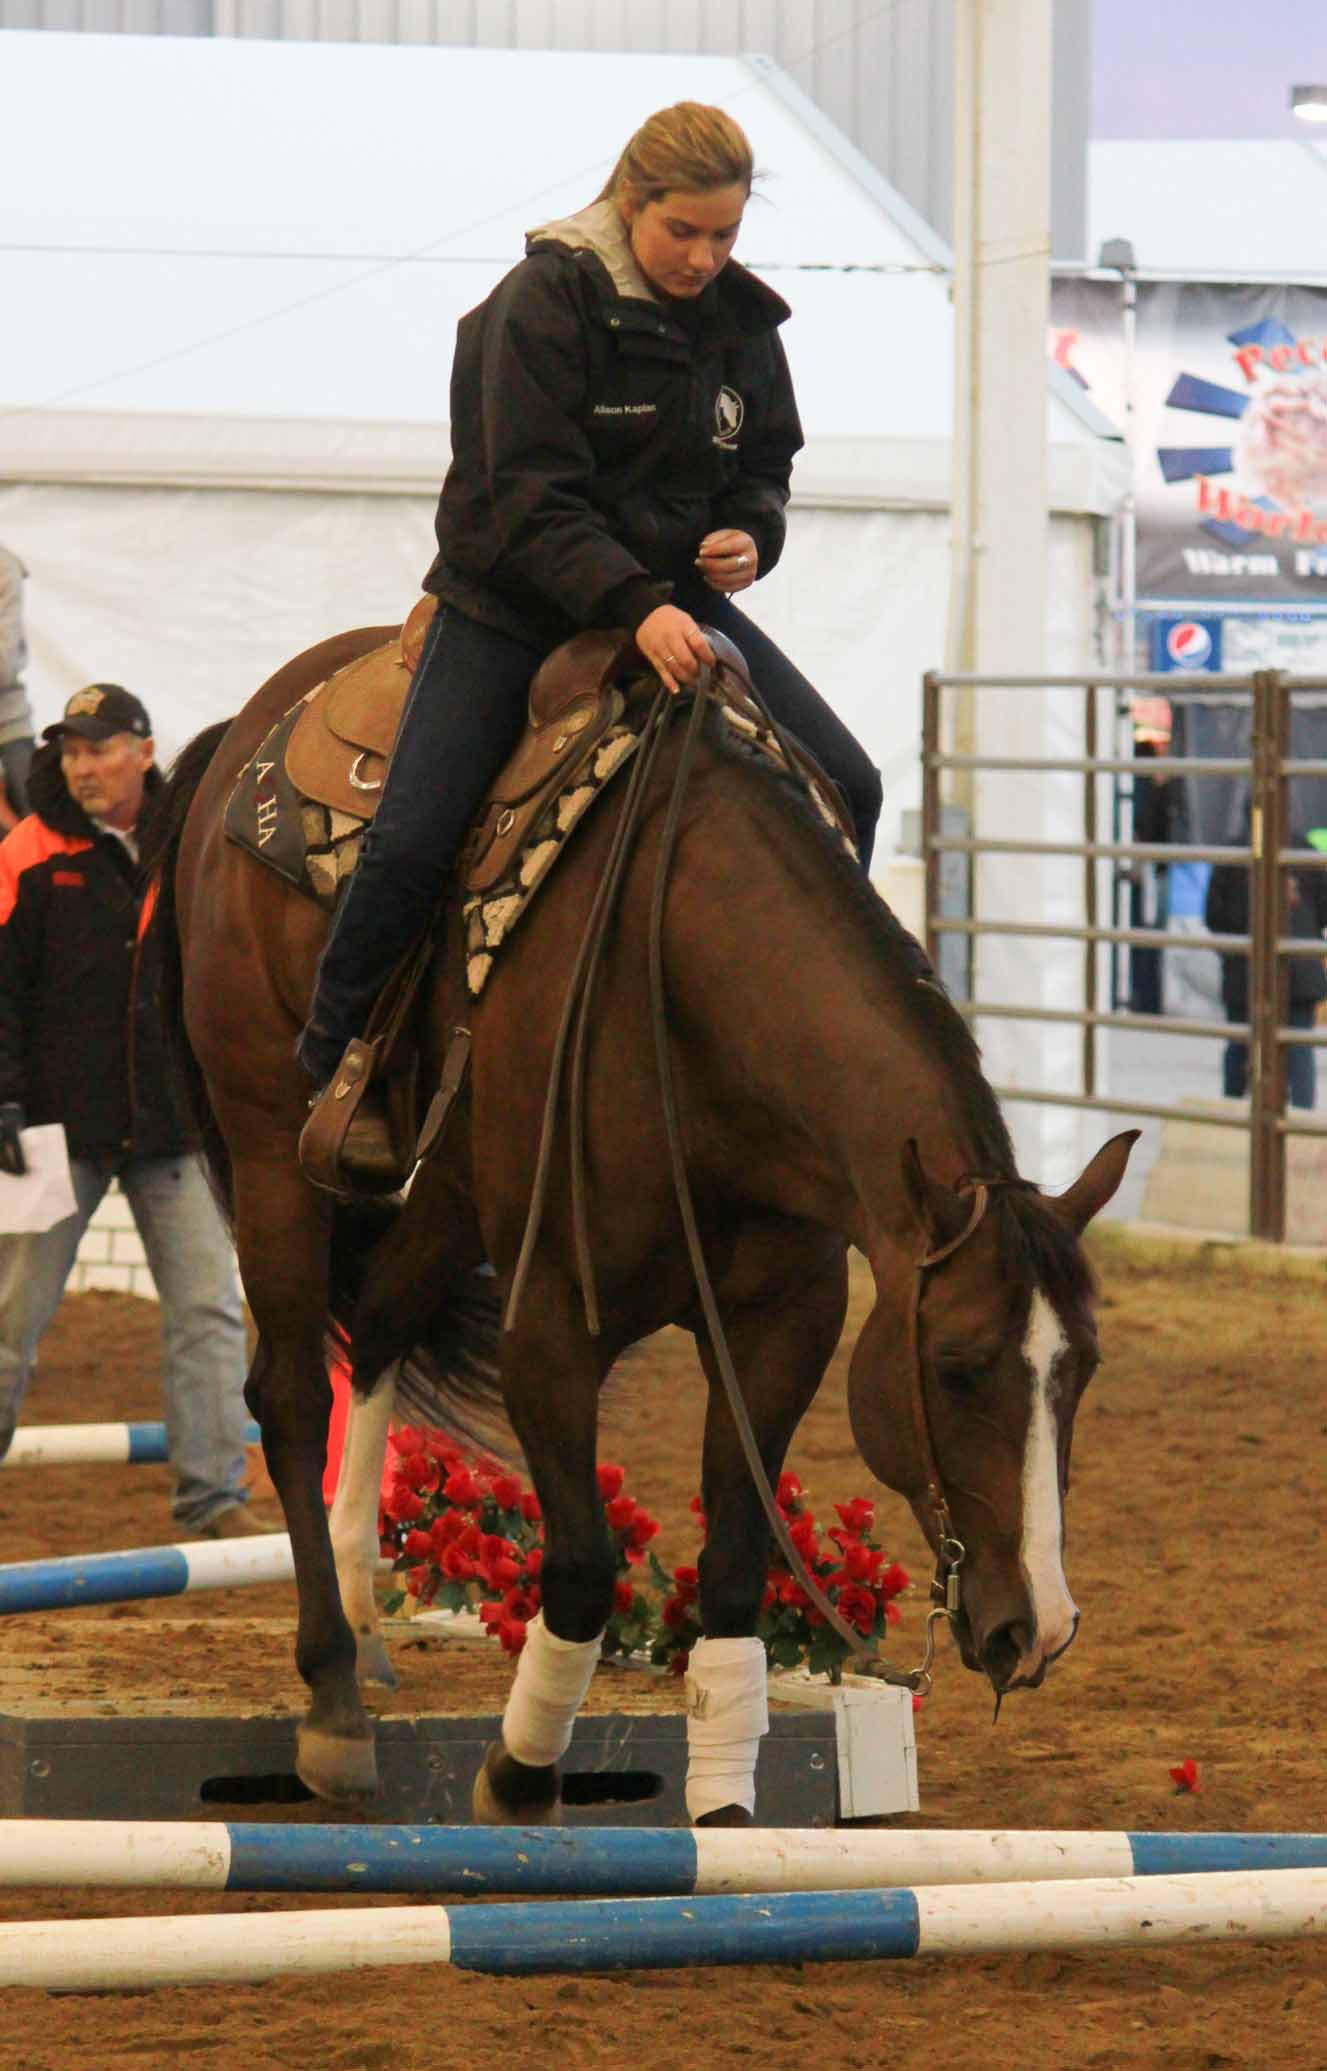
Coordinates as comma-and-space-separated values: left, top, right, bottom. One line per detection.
635, 606, 716, 695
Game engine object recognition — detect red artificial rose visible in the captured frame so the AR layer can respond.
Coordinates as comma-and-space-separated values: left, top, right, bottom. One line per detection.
442, 1466, 481, 1507
662, 1596, 693, 1631
1169, 1757, 1201, 1794
499, 1617, 528, 1655
629, 1513, 660, 1549
402, 1529, 432, 1557
406, 1563, 434, 1598
614, 1580, 635, 1614
393, 1489, 426, 1524
834, 1497, 875, 1536
520, 1491, 542, 1524
441, 1546, 476, 1582
479, 1599, 504, 1629
424, 1431, 458, 1463
597, 1463, 626, 1501
669, 1650, 690, 1677
458, 1521, 484, 1557
491, 1474, 523, 1511
605, 1495, 637, 1533
835, 1584, 879, 1636
504, 1588, 537, 1621
789, 1512, 819, 1559
523, 1547, 543, 1578
776, 1575, 808, 1609
392, 1426, 426, 1457
489, 1556, 522, 1589
841, 1541, 882, 1583
776, 1471, 803, 1509
878, 1561, 910, 1597
672, 1565, 699, 1597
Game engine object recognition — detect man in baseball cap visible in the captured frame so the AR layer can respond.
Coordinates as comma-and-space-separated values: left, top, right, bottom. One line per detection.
42, 682, 152, 744
0, 680, 258, 1537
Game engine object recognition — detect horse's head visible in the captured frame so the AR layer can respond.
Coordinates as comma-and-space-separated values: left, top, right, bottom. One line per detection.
848, 1131, 1137, 1697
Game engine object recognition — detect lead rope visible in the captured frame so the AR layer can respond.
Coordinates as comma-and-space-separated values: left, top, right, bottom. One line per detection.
504, 685, 671, 1334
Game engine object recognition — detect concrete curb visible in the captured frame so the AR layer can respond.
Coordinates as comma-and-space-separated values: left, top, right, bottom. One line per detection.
1091, 1219, 1327, 1279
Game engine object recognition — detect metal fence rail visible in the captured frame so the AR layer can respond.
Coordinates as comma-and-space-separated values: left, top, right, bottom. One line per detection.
921, 668, 1327, 1241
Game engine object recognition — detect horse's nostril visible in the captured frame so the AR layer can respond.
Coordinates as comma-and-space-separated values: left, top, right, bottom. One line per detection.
981, 1619, 1035, 1690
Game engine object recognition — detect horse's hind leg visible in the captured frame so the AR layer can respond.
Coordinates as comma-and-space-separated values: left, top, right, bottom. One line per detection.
234, 1158, 377, 1798
473, 1276, 617, 1824
690, 1242, 848, 1827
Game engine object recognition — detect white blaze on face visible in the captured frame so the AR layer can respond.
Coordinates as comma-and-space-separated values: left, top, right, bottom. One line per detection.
1018, 1291, 1079, 1664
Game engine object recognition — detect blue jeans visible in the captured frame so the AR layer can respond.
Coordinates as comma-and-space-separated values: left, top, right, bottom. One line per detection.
299, 594, 883, 1083
1222, 999, 1318, 1109
0, 1152, 250, 1532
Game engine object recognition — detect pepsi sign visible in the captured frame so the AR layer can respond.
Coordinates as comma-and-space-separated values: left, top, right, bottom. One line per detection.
1149, 615, 1223, 673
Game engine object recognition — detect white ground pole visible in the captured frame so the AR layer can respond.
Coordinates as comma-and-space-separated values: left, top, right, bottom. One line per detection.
0, 1870, 1325, 1989
327, 1361, 397, 1684
0, 1823, 1324, 1895
947, 0, 1083, 1185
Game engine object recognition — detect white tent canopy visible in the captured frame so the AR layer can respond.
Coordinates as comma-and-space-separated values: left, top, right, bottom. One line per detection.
0, 30, 1123, 854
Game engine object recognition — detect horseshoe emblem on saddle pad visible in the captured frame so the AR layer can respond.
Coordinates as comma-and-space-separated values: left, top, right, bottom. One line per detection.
347, 752, 384, 793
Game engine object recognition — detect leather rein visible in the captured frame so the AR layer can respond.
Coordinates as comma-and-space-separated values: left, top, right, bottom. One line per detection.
504, 667, 1000, 1694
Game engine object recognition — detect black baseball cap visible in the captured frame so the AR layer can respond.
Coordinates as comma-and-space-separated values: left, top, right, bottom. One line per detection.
43, 684, 153, 744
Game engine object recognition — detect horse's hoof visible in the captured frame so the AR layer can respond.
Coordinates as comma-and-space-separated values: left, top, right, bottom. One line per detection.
694, 1804, 756, 1828
354, 1631, 399, 1689
472, 1743, 561, 1826
296, 1724, 380, 1801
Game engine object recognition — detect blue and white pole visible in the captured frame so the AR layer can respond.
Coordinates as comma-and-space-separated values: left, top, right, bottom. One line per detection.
1, 1823, 1325, 1894
1, 1868, 1326, 1989
0, 1534, 291, 1614
1, 1420, 262, 1467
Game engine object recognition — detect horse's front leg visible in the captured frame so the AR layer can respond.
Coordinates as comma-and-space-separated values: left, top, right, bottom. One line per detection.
234, 1157, 377, 1799
328, 1362, 397, 1690
690, 1242, 848, 1828
473, 1274, 617, 1824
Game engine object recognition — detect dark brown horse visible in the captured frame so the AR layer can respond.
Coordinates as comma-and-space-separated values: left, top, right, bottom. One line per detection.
148, 623, 1135, 1817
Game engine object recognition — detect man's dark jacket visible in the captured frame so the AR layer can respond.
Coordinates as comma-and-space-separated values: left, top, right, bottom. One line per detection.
1205, 843, 1327, 1017
426, 207, 803, 650
0, 743, 191, 1160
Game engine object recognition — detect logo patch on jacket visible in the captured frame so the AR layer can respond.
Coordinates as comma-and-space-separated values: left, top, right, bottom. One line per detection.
51, 871, 85, 887
714, 386, 744, 448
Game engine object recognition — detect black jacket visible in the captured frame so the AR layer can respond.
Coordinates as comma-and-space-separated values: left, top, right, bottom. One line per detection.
0, 743, 191, 1161
425, 215, 802, 649
1204, 844, 1327, 1016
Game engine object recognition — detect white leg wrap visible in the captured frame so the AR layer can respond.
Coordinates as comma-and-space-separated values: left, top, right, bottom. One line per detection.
328, 1363, 396, 1637
501, 1612, 603, 1769
684, 1636, 769, 1822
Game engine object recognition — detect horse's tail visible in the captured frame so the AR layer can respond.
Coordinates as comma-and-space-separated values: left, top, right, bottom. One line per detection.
144, 721, 504, 1443
141, 720, 239, 1224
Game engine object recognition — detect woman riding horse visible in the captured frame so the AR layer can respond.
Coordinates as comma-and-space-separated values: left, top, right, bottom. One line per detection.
297, 100, 882, 1182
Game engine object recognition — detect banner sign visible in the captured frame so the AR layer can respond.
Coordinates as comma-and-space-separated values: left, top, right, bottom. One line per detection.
1051, 279, 1327, 604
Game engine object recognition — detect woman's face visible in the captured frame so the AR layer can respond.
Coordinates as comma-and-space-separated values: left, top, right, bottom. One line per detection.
621, 182, 748, 298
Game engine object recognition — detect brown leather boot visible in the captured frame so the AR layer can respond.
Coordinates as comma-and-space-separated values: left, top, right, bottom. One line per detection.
298, 1040, 408, 1195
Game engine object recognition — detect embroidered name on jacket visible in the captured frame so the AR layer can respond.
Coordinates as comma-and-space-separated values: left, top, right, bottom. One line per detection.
592, 402, 657, 416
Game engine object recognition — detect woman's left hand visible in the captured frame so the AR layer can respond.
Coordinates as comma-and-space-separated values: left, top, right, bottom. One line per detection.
695, 529, 758, 594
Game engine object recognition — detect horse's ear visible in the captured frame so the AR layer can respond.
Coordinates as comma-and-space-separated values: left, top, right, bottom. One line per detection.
1052, 1130, 1141, 1234
900, 1139, 972, 1248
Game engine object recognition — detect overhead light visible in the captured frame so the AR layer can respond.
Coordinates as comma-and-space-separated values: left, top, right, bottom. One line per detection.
1290, 84, 1327, 123
1097, 237, 1136, 273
